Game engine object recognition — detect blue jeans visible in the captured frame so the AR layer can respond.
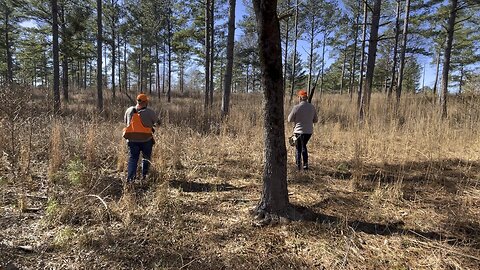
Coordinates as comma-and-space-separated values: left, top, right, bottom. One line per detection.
295, 133, 312, 169
127, 139, 154, 182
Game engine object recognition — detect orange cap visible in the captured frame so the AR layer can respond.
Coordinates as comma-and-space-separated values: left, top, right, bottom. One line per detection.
297, 90, 308, 97
136, 94, 148, 102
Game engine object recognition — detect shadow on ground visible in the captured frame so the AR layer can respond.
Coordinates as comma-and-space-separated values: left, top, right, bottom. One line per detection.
169, 179, 243, 192
290, 204, 479, 248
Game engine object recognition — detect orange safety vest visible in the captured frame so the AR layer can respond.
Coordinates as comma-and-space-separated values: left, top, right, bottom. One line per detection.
123, 109, 153, 140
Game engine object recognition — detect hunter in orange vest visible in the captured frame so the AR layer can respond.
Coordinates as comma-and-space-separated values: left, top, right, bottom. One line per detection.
124, 94, 159, 183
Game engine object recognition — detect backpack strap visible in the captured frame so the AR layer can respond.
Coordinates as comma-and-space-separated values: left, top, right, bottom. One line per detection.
129, 107, 137, 118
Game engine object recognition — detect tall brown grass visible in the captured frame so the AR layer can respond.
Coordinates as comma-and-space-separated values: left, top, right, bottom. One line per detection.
2, 87, 480, 269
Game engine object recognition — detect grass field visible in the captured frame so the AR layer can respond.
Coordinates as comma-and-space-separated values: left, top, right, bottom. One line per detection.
1, 87, 479, 269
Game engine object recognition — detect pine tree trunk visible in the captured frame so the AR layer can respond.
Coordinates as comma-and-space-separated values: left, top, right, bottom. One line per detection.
221, 0, 236, 117
360, 0, 381, 121
124, 41, 128, 93
52, 0, 61, 113
60, 5, 69, 102
140, 36, 144, 93
395, 0, 411, 110
433, 49, 440, 99
388, 0, 401, 99
307, 18, 315, 95
348, 1, 360, 100
5, 9, 13, 84
96, 0, 103, 111
117, 34, 121, 93
149, 46, 153, 94
357, 0, 367, 110
282, 0, 290, 94
111, 28, 116, 99
162, 41, 166, 94
441, 0, 458, 119
156, 41, 160, 97
167, 6, 172, 103
252, 0, 289, 220
209, 0, 215, 106
289, 0, 299, 103
204, 0, 211, 108
340, 39, 348, 95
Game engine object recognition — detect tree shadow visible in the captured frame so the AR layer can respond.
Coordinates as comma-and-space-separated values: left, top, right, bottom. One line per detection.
323, 159, 480, 194
169, 179, 243, 193
289, 204, 477, 247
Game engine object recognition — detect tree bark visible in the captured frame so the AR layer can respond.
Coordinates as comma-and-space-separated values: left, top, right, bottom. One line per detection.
357, 0, 367, 110
204, 0, 211, 108
252, 0, 289, 220
97, 0, 103, 111
221, 0, 236, 117
395, 0, 411, 111
167, 5, 172, 103
60, 5, 69, 102
140, 35, 144, 93
4, 8, 13, 84
156, 40, 160, 97
348, 1, 360, 101
306, 17, 315, 96
52, 0, 61, 113
111, 21, 116, 99
340, 39, 348, 95
441, 0, 458, 119
388, 0, 401, 100
282, 0, 290, 95
359, 0, 381, 121
209, 0, 215, 106
432, 49, 441, 99
289, 0, 299, 103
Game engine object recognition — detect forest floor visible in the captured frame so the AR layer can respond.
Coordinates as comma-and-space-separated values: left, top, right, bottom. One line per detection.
1, 91, 480, 269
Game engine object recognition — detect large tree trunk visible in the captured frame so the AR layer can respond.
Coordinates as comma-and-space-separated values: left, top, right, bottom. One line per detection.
357, 0, 367, 110
359, 0, 381, 121
96, 0, 103, 111
252, 0, 289, 221
221, 0, 236, 117
388, 0, 401, 100
395, 0, 411, 111
52, 0, 61, 113
289, 0, 299, 103
441, 0, 458, 119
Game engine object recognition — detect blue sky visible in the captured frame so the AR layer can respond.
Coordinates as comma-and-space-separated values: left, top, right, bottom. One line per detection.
234, 0, 441, 90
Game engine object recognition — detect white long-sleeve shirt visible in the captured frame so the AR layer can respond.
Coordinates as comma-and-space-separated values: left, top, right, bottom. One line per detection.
287, 101, 318, 134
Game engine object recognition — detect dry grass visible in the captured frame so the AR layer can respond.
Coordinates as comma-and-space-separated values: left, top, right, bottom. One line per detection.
1, 87, 480, 269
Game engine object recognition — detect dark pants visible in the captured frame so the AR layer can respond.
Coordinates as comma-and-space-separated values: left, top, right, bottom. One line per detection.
127, 139, 154, 182
295, 133, 312, 169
